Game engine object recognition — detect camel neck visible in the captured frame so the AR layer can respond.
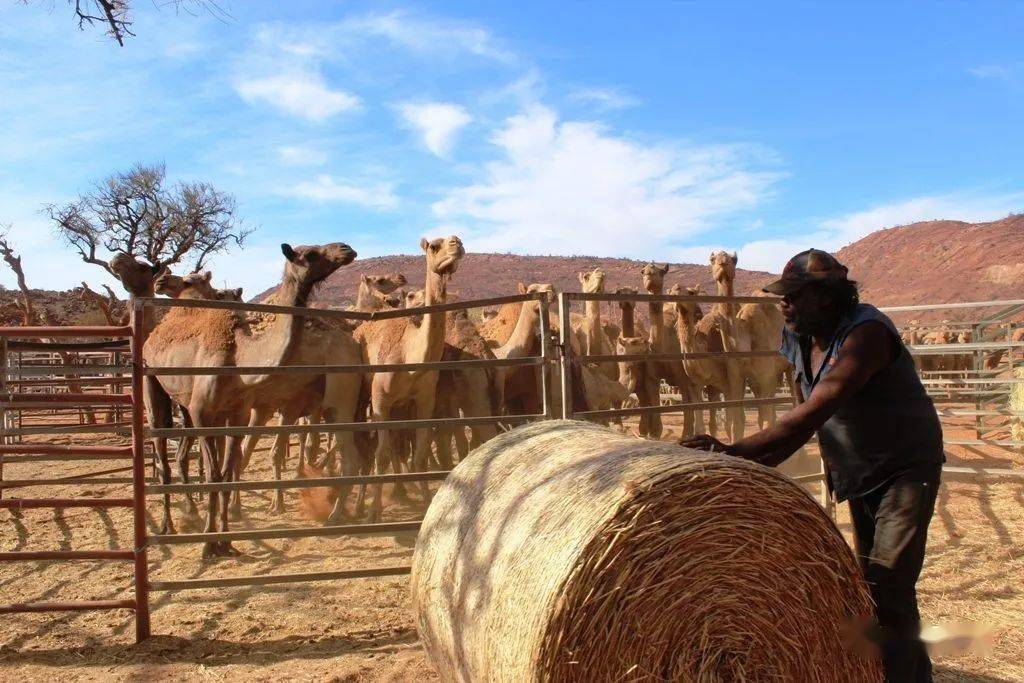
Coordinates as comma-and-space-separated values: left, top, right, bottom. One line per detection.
355, 283, 373, 311
620, 304, 635, 337
496, 299, 541, 359
237, 273, 306, 386
648, 290, 664, 349
583, 298, 604, 355
418, 270, 448, 362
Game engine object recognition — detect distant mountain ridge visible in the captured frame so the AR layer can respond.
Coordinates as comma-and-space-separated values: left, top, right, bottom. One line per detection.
255, 213, 1024, 325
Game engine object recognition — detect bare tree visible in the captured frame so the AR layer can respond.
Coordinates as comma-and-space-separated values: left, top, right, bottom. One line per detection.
47, 163, 251, 292
28, 1, 233, 47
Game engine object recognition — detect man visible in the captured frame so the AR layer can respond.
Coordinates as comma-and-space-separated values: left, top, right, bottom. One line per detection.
681, 248, 943, 682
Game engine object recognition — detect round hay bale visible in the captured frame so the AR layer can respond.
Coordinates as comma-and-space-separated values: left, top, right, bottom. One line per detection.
412, 420, 881, 682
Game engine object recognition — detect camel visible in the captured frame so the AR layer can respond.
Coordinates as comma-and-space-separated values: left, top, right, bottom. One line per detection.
352, 236, 465, 523
129, 242, 357, 557
673, 285, 739, 438
403, 287, 502, 468
354, 273, 407, 311
695, 252, 749, 440
575, 267, 618, 381
479, 283, 558, 417
639, 263, 700, 439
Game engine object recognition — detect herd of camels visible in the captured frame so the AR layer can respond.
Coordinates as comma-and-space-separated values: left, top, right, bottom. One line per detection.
106, 236, 792, 558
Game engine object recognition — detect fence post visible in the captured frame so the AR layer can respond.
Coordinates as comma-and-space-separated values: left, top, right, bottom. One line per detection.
538, 293, 554, 420
557, 293, 573, 420
0, 338, 6, 500
129, 299, 151, 642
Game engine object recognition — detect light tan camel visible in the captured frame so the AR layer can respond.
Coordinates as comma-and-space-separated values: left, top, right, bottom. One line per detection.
697, 251, 748, 440
354, 236, 465, 522
575, 267, 618, 381
354, 273, 407, 311
736, 291, 791, 429
673, 285, 738, 438
403, 287, 502, 469
639, 263, 700, 439
134, 242, 357, 557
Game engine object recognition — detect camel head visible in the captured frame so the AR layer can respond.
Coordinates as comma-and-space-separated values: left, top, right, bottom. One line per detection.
615, 286, 638, 311
361, 272, 407, 295
218, 287, 244, 302
281, 242, 357, 294
405, 289, 425, 308
640, 263, 669, 294
710, 251, 737, 288
420, 235, 464, 278
155, 269, 219, 300
578, 267, 606, 294
674, 285, 703, 324
617, 336, 648, 356
109, 253, 163, 297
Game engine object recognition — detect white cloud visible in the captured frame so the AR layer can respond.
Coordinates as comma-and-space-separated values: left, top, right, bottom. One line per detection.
278, 145, 329, 167
737, 191, 1024, 272
968, 64, 1020, 82
569, 86, 640, 110
339, 11, 515, 63
287, 175, 398, 210
433, 105, 780, 258
398, 102, 472, 157
234, 72, 360, 122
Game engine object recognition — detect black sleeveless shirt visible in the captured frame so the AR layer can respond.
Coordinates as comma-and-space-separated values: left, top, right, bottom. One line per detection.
780, 304, 944, 502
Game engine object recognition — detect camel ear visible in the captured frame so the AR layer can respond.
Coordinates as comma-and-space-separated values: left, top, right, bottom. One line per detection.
577, 272, 587, 284
281, 244, 298, 262
517, 282, 527, 294
657, 263, 669, 274
420, 238, 430, 252
202, 271, 213, 282
233, 288, 243, 299
361, 275, 371, 284
730, 251, 738, 264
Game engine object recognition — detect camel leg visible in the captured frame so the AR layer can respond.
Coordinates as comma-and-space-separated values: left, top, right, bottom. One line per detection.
174, 410, 198, 516
725, 365, 745, 443
217, 430, 243, 557
191, 412, 221, 560
266, 410, 299, 515
412, 389, 436, 505
145, 378, 176, 535
434, 430, 454, 470
239, 406, 267, 473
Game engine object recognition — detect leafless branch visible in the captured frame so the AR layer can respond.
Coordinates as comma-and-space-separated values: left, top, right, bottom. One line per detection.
48, 163, 249, 290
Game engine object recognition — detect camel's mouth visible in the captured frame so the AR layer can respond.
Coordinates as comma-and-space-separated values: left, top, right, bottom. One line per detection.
436, 255, 461, 276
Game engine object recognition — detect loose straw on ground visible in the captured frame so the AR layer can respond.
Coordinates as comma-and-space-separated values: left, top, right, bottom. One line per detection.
412, 420, 881, 682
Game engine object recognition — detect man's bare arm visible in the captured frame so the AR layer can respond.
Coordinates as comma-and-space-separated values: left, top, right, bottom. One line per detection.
725, 321, 894, 466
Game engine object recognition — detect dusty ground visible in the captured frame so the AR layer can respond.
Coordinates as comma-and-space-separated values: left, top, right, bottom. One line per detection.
1, 409, 1022, 682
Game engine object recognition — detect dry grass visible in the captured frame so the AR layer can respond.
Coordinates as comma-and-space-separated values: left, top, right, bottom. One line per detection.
413, 421, 880, 682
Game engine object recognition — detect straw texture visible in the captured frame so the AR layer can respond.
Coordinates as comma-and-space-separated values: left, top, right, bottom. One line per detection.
411, 420, 881, 682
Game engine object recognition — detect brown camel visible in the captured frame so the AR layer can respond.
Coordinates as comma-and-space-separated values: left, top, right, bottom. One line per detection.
479, 283, 556, 417
353, 236, 465, 522
354, 273, 407, 311
673, 285, 740, 438
131, 242, 356, 557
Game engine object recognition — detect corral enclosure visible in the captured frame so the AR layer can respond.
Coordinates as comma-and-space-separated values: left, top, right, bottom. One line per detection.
0, 288, 1023, 682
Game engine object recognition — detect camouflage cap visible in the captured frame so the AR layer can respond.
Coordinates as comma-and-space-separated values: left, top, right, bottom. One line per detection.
763, 248, 849, 295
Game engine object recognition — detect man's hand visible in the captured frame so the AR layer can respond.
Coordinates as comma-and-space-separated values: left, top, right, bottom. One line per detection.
679, 434, 730, 454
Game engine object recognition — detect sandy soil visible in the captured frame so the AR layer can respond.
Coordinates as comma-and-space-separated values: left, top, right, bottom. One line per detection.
1, 411, 1022, 682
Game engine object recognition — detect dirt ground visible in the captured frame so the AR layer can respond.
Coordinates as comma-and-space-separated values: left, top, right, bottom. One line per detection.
1, 410, 1022, 682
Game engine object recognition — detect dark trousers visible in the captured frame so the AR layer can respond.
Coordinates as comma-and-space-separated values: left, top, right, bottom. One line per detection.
848, 463, 941, 683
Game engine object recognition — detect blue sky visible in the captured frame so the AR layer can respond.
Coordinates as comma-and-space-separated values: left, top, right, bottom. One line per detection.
2, 1, 1023, 295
